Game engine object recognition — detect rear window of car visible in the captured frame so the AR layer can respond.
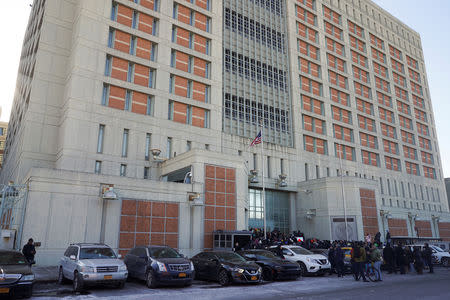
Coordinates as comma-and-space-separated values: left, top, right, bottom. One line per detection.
79, 247, 116, 259
0, 252, 28, 265
149, 247, 181, 259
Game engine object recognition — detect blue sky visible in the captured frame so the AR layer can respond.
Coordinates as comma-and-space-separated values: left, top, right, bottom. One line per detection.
0, 0, 449, 177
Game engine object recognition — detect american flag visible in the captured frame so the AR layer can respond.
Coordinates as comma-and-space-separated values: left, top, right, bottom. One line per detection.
250, 131, 262, 146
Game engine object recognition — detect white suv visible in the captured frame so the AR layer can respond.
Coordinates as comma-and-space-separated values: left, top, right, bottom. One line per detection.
270, 245, 330, 275
430, 245, 450, 266
58, 243, 128, 291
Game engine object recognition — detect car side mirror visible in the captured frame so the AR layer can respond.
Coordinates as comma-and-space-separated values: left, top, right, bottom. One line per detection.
70, 255, 76, 260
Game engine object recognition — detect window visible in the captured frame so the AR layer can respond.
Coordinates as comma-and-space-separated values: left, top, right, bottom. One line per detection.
144, 167, 150, 179
305, 163, 309, 180
95, 161, 102, 174
145, 133, 151, 160
267, 156, 271, 178
167, 137, 173, 158
146, 96, 154, 116
105, 55, 112, 76
186, 141, 192, 151
125, 90, 132, 111
120, 164, 127, 176
122, 129, 129, 157
97, 125, 105, 153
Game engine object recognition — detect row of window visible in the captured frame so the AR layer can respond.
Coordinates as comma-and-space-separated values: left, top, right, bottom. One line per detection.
224, 49, 288, 91
111, 3, 158, 36
173, 3, 211, 33
224, 8, 285, 52
168, 100, 210, 128
380, 179, 441, 203
108, 28, 157, 61
223, 93, 290, 133
172, 26, 211, 55
171, 50, 210, 79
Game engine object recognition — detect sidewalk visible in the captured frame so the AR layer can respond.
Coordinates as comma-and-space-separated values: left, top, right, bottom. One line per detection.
32, 266, 59, 282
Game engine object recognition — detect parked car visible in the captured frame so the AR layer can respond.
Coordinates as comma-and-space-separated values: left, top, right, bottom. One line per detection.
191, 251, 262, 286
124, 245, 194, 288
341, 247, 353, 273
405, 244, 450, 266
0, 249, 34, 298
269, 245, 330, 276
309, 249, 329, 258
58, 243, 128, 291
238, 249, 301, 281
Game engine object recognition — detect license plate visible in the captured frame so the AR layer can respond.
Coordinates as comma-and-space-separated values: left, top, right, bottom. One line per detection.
104, 275, 113, 280
0, 288, 9, 294
250, 276, 257, 281
178, 273, 186, 278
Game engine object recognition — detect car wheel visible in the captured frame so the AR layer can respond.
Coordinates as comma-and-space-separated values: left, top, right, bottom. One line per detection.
58, 267, 68, 285
146, 270, 157, 288
298, 262, 307, 276
73, 272, 84, 292
262, 267, 274, 281
442, 258, 449, 267
218, 269, 230, 286
23, 287, 33, 299
117, 280, 125, 289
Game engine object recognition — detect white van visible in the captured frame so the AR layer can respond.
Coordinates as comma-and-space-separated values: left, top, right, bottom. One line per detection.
405, 244, 450, 266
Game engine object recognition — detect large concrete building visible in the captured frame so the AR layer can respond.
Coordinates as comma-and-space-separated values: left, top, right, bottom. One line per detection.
0, 121, 7, 168
1, 0, 450, 264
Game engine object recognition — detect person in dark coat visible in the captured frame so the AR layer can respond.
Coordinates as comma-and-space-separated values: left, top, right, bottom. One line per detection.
328, 244, 336, 275
274, 244, 284, 258
335, 245, 345, 277
423, 243, 434, 273
413, 246, 424, 274
383, 243, 396, 274
394, 244, 406, 274
22, 238, 36, 265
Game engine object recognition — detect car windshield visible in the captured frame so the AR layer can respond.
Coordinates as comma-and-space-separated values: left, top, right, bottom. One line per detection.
432, 246, 444, 252
216, 252, 246, 262
253, 251, 277, 259
290, 247, 313, 255
150, 247, 181, 259
0, 252, 28, 265
79, 247, 116, 259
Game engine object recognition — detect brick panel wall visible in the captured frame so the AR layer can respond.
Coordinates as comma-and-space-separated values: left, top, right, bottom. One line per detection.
359, 188, 379, 237
119, 199, 179, 256
204, 165, 236, 249
388, 218, 408, 236
415, 220, 432, 238
438, 222, 450, 241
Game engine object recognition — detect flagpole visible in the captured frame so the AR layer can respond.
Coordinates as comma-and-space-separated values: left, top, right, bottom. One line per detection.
339, 144, 349, 241
260, 120, 266, 238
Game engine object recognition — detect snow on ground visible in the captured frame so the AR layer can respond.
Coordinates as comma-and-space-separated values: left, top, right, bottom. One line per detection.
33, 268, 450, 300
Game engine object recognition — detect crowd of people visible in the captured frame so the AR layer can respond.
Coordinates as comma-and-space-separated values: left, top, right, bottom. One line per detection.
243, 228, 436, 282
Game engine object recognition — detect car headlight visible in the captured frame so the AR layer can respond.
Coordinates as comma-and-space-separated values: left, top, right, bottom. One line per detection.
80, 266, 95, 273
20, 274, 35, 282
258, 267, 262, 273
157, 261, 167, 272
190, 261, 195, 271
119, 265, 127, 272
232, 268, 245, 273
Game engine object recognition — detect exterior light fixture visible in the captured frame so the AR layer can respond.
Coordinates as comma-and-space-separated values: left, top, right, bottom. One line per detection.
102, 186, 118, 200
248, 169, 259, 183
276, 174, 288, 188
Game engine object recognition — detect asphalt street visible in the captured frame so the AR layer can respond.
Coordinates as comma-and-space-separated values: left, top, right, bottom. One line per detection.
30, 267, 450, 300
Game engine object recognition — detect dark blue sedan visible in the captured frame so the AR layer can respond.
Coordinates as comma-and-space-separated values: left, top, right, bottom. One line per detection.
124, 246, 194, 288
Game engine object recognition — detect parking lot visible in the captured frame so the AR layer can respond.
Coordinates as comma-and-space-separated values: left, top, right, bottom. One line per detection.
30, 267, 450, 300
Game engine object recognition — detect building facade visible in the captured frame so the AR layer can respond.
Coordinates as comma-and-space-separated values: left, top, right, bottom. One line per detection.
0, 121, 7, 168
1, 0, 449, 265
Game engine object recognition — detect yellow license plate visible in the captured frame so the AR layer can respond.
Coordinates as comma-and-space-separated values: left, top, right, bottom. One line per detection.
178, 273, 186, 278
104, 275, 113, 280
0, 288, 10, 294
250, 276, 257, 281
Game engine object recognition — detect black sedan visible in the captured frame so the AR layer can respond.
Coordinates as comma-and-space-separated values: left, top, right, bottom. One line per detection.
191, 251, 262, 286
238, 249, 301, 281
0, 250, 34, 298
124, 246, 194, 288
